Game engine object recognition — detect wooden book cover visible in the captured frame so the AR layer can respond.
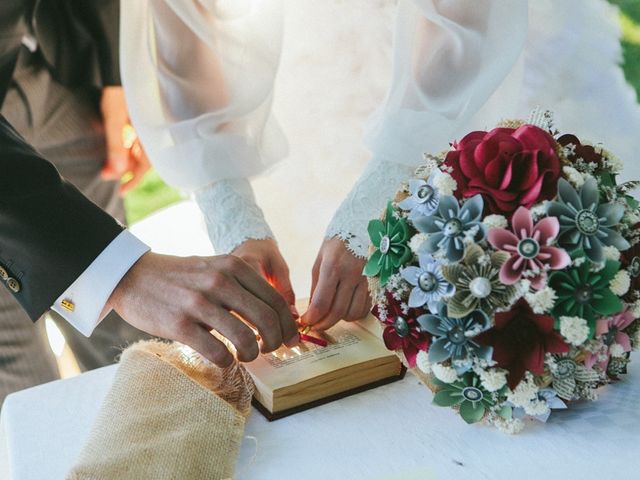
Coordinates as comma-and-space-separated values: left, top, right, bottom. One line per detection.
244, 305, 405, 421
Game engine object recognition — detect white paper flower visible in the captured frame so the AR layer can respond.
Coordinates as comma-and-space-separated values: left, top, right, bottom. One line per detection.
409, 233, 429, 254
602, 245, 621, 262
432, 171, 457, 196
398, 177, 440, 220
605, 152, 624, 173
523, 398, 550, 417
626, 209, 640, 224
493, 416, 525, 434
559, 316, 590, 346
482, 214, 508, 230
416, 350, 432, 374
400, 254, 454, 311
609, 270, 631, 296
610, 343, 626, 358
529, 202, 549, 221
506, 374, 539, 408
478, 368, 508, 392
573, 256, 587, 267
432, 363, 459, 384
563, 166, 585, 188
525, 286, 557, 314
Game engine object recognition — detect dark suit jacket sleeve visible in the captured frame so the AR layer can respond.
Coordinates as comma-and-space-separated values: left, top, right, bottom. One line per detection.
0, 115, 124, 320
34, 0, 121, 87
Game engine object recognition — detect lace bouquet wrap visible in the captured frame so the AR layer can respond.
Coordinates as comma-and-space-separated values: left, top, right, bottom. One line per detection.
364, 113, 640, 433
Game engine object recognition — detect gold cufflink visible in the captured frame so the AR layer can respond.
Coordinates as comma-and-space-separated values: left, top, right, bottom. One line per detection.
61, 299, 75, 312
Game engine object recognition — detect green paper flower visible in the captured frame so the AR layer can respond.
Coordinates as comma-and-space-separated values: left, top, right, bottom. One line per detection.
432, 373, 496, 424
441, 244, 516, 319
548, 255, 623, 336
364, 202, 412, 285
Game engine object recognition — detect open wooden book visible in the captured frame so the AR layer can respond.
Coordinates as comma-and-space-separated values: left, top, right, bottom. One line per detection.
244, 301, 404, 420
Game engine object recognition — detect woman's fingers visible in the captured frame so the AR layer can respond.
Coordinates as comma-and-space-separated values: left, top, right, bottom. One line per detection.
303, 259, 338, 326
312, 279, 356, 331
351, 281, 373, 320
309, 255, 321, 300
119, 140, 151, 194
269, 255, 296, 307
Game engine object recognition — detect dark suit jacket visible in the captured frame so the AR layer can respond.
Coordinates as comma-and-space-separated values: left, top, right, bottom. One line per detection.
0, 0, 124, 320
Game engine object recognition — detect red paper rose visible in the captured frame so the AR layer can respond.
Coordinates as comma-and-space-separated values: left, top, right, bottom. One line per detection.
475, 299, 570, 390
445, 124, 561, 217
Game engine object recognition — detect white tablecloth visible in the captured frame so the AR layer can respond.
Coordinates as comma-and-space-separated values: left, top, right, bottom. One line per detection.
2, 201, 639, 479
1, 360, 639, 480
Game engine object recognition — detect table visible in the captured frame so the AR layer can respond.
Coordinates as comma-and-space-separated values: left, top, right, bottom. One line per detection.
2, 201, 640, 479
1, 359, 640, 480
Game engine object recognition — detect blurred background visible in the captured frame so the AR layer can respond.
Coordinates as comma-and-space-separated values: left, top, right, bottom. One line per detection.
121, 0, 640, 226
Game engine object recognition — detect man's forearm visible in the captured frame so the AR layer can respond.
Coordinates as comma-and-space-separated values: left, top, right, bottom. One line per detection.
0, 115, 124, 320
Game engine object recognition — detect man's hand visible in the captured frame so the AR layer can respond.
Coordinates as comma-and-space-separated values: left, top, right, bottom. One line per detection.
105, 252, 299, 367
232, 239, 297, 314
100, 86, 150, 194
302, 237, 371, 331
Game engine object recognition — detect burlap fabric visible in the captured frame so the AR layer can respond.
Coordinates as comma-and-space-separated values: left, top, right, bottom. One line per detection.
66, 341, 255, 480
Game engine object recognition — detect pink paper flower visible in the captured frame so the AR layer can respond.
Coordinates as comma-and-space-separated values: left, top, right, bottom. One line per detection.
488, 207, 570, 289
585, 309, 635, 371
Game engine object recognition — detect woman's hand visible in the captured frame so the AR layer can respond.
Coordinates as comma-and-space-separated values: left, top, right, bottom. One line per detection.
100, 86, 151, 194
302, 237, 371, 331
232, 239, 297, 315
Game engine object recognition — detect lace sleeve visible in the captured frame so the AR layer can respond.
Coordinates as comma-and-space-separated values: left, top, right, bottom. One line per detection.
195, 179, 274, 254
328, 0, 529, 260
325, 157, 414, 258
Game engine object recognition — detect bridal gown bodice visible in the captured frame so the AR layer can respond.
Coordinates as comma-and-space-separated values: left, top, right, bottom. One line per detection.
121, 0, 640, 295
252, 0, 398, 291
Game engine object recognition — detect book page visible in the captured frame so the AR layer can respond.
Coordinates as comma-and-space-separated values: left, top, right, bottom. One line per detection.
245, 315, 391, 391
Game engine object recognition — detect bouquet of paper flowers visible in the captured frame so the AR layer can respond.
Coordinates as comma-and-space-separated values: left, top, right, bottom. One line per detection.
364, 111, 640, 433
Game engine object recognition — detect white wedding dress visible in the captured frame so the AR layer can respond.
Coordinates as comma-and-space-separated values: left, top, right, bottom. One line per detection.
121, 0, 640, 294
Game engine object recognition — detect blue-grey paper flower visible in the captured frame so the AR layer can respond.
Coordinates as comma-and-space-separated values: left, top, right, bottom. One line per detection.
418, 303, 492, 372
398, 177, 440, 220
414, 194, 486, 262
547, 178, 629, 262
400, 254, 454, 312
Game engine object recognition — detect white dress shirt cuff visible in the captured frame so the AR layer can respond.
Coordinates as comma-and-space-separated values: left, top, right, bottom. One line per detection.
50, 230, 150, 337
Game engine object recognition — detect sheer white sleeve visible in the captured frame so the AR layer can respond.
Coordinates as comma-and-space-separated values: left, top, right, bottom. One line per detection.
326, 0, 529, 256
120, 0, 285, 250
